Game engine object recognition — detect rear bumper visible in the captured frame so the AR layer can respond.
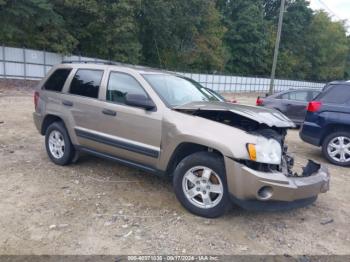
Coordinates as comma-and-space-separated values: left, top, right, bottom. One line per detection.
33, 112, 43, 133
224, 157, 330, 205
299, 121, 322, 146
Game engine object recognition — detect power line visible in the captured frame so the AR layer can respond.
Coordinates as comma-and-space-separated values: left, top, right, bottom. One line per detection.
316, 0, 343, 20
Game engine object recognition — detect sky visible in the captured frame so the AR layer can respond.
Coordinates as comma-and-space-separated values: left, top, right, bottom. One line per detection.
309, 0, 350, 33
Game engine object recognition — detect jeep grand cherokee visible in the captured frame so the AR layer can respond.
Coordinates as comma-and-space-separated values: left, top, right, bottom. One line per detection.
33, 62, 330, 218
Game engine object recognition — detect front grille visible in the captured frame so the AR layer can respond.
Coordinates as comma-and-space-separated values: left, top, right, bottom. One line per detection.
238, 159, 280, 172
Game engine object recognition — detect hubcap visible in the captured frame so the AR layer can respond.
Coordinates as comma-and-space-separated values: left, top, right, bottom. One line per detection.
48, 130, 65, 159
327, 136, 350, 163
182, 166, 223, 209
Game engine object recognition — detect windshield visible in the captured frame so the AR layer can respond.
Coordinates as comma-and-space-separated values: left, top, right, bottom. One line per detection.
142, 74, 220, 107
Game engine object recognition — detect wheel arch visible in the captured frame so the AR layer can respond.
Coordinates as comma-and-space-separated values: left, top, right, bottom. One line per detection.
321, 123, 350, 145
166, 142, 225, 176
41, 114, 65, 135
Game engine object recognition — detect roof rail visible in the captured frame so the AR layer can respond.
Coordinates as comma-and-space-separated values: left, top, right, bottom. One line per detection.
62, 60, 122, 65
61, 59, 171, 73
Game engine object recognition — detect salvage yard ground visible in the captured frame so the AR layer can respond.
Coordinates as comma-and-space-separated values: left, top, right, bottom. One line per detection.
0, 81, 349, 255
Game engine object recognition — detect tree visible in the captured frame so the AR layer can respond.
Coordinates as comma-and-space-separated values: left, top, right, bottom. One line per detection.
139, 0, 226, 72
273, 0, 313, 79
0, 0, 349, 81
344, 37, 350, 80
0, 0, 76, 53
217, 0, 269, 75
53, 0, 141, 63
305, 11, 349, 81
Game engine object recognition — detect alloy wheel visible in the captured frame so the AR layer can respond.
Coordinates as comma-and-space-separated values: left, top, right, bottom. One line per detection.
182, 166, 224, 209
327, 136, 350, 163
48, 130, 65, 159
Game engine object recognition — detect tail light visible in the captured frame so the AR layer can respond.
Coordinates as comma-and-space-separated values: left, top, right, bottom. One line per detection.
307, 101, 322, 112
256, 96, 263, 106
34, 91, 39, 109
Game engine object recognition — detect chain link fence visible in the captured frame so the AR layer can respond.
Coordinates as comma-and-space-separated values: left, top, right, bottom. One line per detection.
0, 45, 324, 93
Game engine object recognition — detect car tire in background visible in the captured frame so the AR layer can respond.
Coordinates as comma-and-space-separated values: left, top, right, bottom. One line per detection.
45, 121, 75, 166
173, 151, 230, 218
322, 131, 350, 167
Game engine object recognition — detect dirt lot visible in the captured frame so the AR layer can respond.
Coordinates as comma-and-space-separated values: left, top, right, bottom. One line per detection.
0, 82, 350, 255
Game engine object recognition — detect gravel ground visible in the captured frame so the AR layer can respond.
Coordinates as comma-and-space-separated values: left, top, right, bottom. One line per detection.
0, 83, 349, 255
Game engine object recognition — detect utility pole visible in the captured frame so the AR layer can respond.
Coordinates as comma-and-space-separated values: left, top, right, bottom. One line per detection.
268, 0, 286, 95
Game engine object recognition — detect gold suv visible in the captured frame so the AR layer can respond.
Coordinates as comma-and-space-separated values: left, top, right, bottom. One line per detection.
33, 62, 330, 217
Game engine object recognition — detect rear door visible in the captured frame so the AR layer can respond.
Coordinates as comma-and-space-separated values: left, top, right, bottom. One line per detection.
62, 68, 108, 147
281, 90, 309, 123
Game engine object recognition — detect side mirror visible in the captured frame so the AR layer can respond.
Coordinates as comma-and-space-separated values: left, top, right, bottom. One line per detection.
125, 93, 156, 110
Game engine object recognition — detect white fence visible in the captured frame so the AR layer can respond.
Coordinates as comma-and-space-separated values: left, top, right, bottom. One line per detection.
0, 45, 324, 93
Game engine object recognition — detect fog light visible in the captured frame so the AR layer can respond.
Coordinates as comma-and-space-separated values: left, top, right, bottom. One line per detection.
257, 186, 273, 200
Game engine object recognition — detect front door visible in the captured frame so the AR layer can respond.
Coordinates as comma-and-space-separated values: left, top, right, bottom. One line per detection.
279, 90, 309, 123
287, 91, 309, 123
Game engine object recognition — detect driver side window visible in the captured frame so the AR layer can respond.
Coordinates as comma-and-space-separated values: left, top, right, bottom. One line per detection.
107, 72, 148, 105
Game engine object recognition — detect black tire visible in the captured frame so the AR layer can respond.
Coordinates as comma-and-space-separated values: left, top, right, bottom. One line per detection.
173, 151, 230, 218
322, 131, 350, 167
45, 121, 75, 166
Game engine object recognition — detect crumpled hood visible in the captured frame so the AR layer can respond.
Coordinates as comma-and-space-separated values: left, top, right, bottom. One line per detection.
174, 101, 295, 128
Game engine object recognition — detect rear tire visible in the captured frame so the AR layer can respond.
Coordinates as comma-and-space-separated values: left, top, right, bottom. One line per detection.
173, 151, 230, 218
45, 121, 75, 166
322, 131, 350, 167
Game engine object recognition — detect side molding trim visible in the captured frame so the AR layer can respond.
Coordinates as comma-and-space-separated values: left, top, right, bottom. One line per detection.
75, 128, 159, 158
77, 146, 165, 176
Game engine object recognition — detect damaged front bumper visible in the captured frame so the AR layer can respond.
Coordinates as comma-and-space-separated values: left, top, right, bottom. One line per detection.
224, 157, 330, 210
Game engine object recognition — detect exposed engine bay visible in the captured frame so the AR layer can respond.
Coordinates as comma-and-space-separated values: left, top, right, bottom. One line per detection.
176, 108, 321, 178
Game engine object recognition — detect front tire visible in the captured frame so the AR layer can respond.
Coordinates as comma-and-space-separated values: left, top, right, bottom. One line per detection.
45, 121, 75, 165
173, 151, 230, 218
322, 131, 350, 167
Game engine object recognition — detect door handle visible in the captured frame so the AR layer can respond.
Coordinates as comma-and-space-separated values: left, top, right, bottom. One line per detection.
102, 109, 117, 116
62, 100, 73, 107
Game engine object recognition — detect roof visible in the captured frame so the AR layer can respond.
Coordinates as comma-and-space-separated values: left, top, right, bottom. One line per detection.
61, 60, 172, 75
326, 80, 350, 85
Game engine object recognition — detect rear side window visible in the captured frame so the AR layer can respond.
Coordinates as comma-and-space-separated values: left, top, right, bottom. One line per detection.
69, 69, 103, 98
317, 85, 350, 104
279, 91, 308, 101
289, 91, 308, 101
107, 72, 148, 104
43, 68, 71, 92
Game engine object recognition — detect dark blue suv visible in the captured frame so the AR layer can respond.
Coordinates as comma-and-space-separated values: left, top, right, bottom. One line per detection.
300, 82, 350, 166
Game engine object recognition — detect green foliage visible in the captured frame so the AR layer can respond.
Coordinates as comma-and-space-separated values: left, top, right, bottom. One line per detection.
0, 0, 76, 53
139, 0, 226, 71
345, 37, 350, 79
217, 0, 269, 75
274, 0, 314, 79
0, 0, 349, 81
304, 11, 349, 81
53, 0, 141, 63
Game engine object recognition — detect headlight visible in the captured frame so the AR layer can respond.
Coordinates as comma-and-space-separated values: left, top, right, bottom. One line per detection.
246, 137, 282, 164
